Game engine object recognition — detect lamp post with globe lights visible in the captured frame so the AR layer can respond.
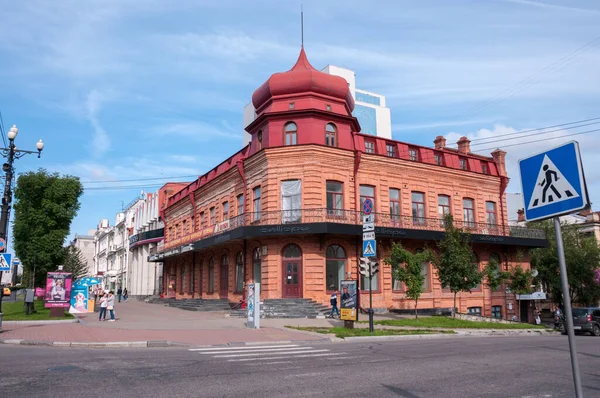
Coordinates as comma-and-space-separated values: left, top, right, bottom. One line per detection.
0, 124, 44, 307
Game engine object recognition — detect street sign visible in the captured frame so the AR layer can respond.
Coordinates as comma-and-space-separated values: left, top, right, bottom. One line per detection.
519, 141, 588, 222
363, 240, 376, 257
362, 198, 373, 215
363, 231, 375, 241
0, 253, 12, 271
362, 222, 374, 232
362, 214, 374, 224
0, 238, 6, 252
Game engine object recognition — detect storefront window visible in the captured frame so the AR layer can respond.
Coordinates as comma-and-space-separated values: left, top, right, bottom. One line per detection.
235, 252, 244, 293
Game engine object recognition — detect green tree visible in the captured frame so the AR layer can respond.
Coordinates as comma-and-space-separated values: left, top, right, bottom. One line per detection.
385, 242, 434, 320
13, 169, 83, 287
506, 252, 534, 321
433, 214, 482, 317
62, 245, 89, 280
482, 255, 509, 292
530, 221, 600, 308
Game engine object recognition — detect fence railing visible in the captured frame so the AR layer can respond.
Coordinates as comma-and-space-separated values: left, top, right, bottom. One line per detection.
164, 208, 545, 247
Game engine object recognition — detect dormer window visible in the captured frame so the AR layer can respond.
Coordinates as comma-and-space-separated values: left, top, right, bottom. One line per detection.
459, 158, 468, 170
285, 122, 297, 146
326, 104, 332, 111
325, 123, 337, 147
289, 102, 295, 109
481, 162, 488, 174
365, 140, 375, 154
386, 143, 396, 157
434, 152, 443, 166
409, 147, 418, 161
257, 130, 263, 150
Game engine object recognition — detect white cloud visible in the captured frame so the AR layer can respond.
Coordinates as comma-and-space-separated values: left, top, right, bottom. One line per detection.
85, 90, 111, 157
149, 121, 241, 141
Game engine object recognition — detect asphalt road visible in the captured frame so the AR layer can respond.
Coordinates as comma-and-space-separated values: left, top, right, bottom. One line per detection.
1, 335, 599, 398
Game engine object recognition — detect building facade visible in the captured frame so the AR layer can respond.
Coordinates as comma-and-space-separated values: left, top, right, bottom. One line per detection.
68, 230, 97, 276
243, 63, 392, 145
154, 48, 546, 319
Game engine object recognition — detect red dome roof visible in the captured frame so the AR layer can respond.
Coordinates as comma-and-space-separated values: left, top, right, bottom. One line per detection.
252, 48, 355, 112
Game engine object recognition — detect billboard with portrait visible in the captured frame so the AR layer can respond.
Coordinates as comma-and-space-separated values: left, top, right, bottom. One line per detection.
45, 272, 72, 308
340, 280, 358, 321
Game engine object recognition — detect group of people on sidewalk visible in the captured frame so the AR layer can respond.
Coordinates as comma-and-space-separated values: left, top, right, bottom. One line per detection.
98, 290, 117, 322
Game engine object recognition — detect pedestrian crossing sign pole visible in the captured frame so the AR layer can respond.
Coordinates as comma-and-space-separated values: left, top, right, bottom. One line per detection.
519, 141, 588, 398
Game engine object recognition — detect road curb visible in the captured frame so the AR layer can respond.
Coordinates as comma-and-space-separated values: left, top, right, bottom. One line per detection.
0, 339, 190, 348
2, 319, 79, 326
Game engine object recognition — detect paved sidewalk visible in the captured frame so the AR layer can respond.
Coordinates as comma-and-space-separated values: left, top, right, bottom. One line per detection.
0, 299, 326, 346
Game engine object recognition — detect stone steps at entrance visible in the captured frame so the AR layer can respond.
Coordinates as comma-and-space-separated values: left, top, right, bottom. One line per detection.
229, 298, 330, 319
148, 298, 231, 312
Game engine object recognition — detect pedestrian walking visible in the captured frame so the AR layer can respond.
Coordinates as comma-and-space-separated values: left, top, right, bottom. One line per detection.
329, 291, 340, 318
123, 288, 128, 302
107, 291, 116, 322
534, 307, 541, 325
98, 293, 108, 321
117, 287, 123, 303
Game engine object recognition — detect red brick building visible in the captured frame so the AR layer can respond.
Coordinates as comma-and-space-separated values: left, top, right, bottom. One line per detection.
151, 48, 546, 320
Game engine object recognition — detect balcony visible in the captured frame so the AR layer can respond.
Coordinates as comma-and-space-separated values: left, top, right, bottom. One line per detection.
159, 208, 546, 257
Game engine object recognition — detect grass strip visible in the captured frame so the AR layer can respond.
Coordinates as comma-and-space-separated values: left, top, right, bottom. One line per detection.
367, 317, 547, 330
1, 299, 74, 321
286, 326, 455, 338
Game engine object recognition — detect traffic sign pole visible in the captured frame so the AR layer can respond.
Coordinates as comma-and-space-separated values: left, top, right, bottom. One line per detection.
554, 217, 583, 398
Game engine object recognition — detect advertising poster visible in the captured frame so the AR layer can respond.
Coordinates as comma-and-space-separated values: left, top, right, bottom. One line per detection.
340, 280, 358, 321
44, 272, 72, 308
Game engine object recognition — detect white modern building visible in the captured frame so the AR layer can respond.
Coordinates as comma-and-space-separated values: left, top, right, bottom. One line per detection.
243, 63, 392, 145
68, 230, 97, 276
127, 191, 163, 297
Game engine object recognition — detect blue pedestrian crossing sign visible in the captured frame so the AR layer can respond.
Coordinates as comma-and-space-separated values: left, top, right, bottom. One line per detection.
0, 253, 12, 271
363, 239, 376, 257
519, 141, 588, 222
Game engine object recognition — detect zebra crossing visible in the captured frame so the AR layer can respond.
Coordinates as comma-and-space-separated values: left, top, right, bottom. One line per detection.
189, 344, 358, 364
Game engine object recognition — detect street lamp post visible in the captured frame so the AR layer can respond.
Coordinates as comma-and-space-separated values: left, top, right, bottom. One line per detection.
0, 125, 44, 309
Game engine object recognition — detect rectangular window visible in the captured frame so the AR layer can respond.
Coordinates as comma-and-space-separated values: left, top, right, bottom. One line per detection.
463, 198, 475, 227
253, 186, 261, 221
492, 306, 502, 319
235, 259, 244, 293
459, 158, 468, 170
326, 132, 336, 147
468, 307, 482, 315
191, 216, 195, 232
411, 192, 425, 225
175, 224, 180, 239
486, 201, 497, 226
438, 195, 451, 218
421, 262, 430, 291
409, 147, 418, 161
481, 162, 488, 174
434, 152, 443, 166
365, 141, 375, 154
361, 270, 379, 292
326, 181, 343, 216
392, 272, 403, 291
223, 201, 229, 220
360, 185, 375, 214
183, 220, 188, 235
326, 104, 332, 111
237, 194, 244, 215
200, 212, 205, 228
208, 261, 215, 293
281, 180, 302, 223
210, 207, 216, 225
386, 143, 396, 157
289, 102, 295, 109
389, 188, 400, 223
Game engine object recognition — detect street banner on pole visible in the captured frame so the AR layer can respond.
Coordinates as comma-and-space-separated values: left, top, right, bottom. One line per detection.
519, 141, 587, 398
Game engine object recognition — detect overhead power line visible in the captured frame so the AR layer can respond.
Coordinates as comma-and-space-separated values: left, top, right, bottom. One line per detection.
475, 127, 600, 153
81, 174, 198, 184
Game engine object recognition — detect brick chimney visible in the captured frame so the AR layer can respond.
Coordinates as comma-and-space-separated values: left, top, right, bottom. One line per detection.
457, 137, 471, 154
517, 209, 525, 222
491, 149, 507, 177
434, 136, 446, 149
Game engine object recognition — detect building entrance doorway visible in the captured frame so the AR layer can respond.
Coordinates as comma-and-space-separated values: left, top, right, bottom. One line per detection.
220, 255, 229, 298
282, 244, 302, 298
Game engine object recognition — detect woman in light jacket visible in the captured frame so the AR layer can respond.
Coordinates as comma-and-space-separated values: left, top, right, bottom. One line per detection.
107, 291, 116, 322
98, 293, 108, 321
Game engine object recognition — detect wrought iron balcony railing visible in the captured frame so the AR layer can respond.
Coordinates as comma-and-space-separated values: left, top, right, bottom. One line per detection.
180, 208, 546, 242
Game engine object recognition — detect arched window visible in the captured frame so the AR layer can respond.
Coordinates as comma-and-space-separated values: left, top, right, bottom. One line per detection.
283, 244, 301, 259
235, 252, 244, 293
220, 254, 229, 296
253, 247, 262, 285
257, 130, 263, 150
208, 257, 215, 293
285, 122, 297, 146
325, 123, 337, 147
472, 252, 482, 291
326, 245, 346, 291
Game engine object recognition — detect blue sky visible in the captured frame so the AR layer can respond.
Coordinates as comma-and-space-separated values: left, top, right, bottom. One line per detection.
0, 0, 599, 245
